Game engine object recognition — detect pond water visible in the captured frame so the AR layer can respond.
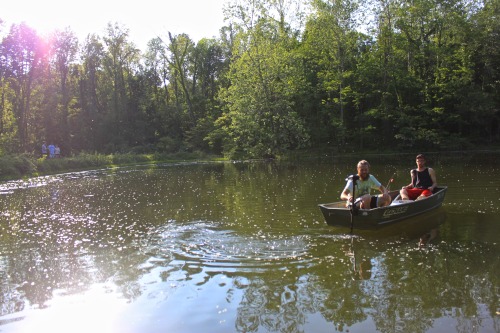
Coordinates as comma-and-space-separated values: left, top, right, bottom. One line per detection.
0, 152, 499, 333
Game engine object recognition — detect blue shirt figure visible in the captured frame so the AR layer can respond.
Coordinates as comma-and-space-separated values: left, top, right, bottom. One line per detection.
48, 144, 55, 158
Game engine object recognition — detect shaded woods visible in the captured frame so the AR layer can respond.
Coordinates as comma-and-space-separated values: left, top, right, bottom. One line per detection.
1, 0, 499, 160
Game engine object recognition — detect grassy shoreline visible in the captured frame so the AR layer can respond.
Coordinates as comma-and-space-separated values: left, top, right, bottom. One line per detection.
0, 152, 225, 182
2, 147, 500, 182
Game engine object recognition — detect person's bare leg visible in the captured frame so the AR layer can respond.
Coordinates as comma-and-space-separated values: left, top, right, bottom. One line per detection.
359, 194, 371, 209
378, 193, 391, 207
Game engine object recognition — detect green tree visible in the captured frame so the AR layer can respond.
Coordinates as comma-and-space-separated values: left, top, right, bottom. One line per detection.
301, 0, 364, 148
102, 22, 141, 151
1, 1, 500, 157
77, 34, 106, 151
468, 0, 500, 142
217, 0, 309, 158
166, 32, 196, 125
49, 28, 79, 153
1, 23, 46, 152
389, 0, 487, 148
184, 38, 228, 152
141, 37, 169, 148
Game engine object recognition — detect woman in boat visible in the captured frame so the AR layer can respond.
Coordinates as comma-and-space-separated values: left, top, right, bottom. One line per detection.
400, 154, 437, 200
340, 160, 391, 209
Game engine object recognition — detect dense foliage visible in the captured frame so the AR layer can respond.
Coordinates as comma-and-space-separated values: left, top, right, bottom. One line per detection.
1, 0, 499, 159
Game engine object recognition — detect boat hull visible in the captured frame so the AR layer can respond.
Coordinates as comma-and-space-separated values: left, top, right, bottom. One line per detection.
319, 186, 447, 229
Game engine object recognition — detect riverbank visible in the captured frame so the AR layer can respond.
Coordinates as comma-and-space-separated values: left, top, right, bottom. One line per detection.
2, 146, 500, 182
0, 151, 224, 182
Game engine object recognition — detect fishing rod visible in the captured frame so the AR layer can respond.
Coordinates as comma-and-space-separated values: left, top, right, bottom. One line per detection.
385, 173, 396, 191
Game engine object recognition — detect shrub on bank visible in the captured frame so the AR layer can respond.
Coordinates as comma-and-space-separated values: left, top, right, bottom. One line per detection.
0, 154, 37, 179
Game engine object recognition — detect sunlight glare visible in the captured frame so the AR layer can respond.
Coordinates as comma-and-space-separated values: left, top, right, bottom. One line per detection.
5, 284, 128, 333
2, 0, 226, 51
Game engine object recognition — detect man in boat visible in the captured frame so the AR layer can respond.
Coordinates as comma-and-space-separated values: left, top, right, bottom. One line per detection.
340, 160, 391, 209
400, 154, 437, 200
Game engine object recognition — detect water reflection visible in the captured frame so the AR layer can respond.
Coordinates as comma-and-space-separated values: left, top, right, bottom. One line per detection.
0, 156, 499, 332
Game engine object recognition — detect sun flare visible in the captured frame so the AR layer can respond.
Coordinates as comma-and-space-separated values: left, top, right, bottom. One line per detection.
2, 0, 226, 51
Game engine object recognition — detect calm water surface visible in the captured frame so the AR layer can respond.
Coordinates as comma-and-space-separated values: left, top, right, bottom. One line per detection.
0, 152, 499, 333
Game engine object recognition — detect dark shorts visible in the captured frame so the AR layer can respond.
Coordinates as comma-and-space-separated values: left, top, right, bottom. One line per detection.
353, 195, 379, 209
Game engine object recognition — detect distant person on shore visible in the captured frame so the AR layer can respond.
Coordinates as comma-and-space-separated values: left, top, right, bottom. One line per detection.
48, 143, 55, 158
41, 142, 48, 158
400, 154, 437, 200
55, 145, 61, 158
340, 160, 391, 209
